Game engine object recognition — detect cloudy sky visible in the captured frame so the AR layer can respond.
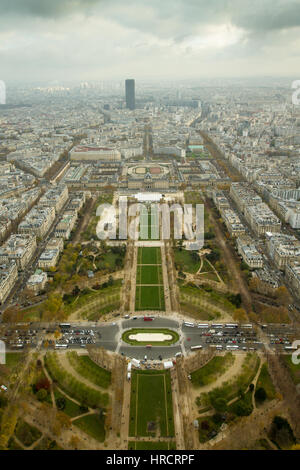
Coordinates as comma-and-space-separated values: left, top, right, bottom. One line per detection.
1, 0, 300, 82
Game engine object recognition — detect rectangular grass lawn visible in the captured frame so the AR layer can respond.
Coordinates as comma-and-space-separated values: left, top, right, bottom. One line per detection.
136, 247, 165, 310
135, 285, 165, 310
138, 247, 161, 265
136, 265, 163, 285
129, 370, 174, 438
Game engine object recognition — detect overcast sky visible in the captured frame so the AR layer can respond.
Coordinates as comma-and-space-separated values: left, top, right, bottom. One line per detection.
1, 0, 300, 83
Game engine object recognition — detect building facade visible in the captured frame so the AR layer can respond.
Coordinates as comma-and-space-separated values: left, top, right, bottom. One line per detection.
125, 79, 135, 110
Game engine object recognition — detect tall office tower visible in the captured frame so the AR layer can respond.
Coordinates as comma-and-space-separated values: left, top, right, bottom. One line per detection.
125, 79, 135, 110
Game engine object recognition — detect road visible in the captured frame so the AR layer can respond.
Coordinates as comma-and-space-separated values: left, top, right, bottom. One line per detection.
2, 318, 295, 361
204, 196, 253, 313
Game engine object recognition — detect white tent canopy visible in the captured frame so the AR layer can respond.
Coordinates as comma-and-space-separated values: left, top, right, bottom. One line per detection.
134, 192, 162, 203
163, 361, 174, 369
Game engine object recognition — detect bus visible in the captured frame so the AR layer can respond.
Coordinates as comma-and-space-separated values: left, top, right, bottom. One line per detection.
241, 324, 253, 329
197, 323, 209, 329
144, 316, 154, 322
226, 345, 239, 350
59, 323, 71, 330
284, 345, 298, 351
211, 323, 223, 329
55, 343, 68, 349
183, 322, 195, 328
190, 345, 202, 350
225, 323, 239, 329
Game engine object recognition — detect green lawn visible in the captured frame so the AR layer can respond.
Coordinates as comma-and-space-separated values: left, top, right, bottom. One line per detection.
202, 353, 260, 409
5, 353, 23, 369
179, 301, 221, 321
67, 352, 111, 389
255, 363, 276, 402
54, 387, 83, 418
44, 353, 109, 409
191, 353, 234, 387
135, 247, 165, 310
21, 281, 122, 322
73, 413, 106, 442
179, 283, 237, 314
129, 370, 174, 438
122, 328, 179, 346
128, 441, 176, 450
281, 354, 300, 385
138, 247, 161, 265
174, 249, 200, 273
64, 281, 122, 316
135, 285, 165, 310
136, 265, 163, 285
88, 302, 120, 320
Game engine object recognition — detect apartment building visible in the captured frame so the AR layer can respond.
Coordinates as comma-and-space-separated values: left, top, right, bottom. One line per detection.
18, 206, 55, 238
253, 267, 280, 291
244, 203, 281, 236
212, 190, 230, 211
0, 234, 37, 270
54, 211, 77, 240
0, 262, 18, 304
46, 237, 64, 252
221, 208, 246, 237
26, 269, 48, 294
230, 182, 262, 214
39, 185, 69, 214
67, 191, 89, 212
286, 261, 300, 300
236, 235, 263, 268
38, 249, 60, 270
70, 146, 121, 162
266, 232, 300, 270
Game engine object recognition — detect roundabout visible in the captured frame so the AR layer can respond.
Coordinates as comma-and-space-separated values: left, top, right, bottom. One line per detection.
122, 328, 180, 346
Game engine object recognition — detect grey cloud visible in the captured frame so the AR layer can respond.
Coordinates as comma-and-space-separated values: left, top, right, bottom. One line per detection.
0, 0, 100, 18
1, 0, 300, 34
98, 0, 300, 36
1, 0, 300, 82
231, 0, 300, 32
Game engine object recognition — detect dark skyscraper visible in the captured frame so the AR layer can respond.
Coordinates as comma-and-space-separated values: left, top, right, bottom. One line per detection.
125, 79, 135, 110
